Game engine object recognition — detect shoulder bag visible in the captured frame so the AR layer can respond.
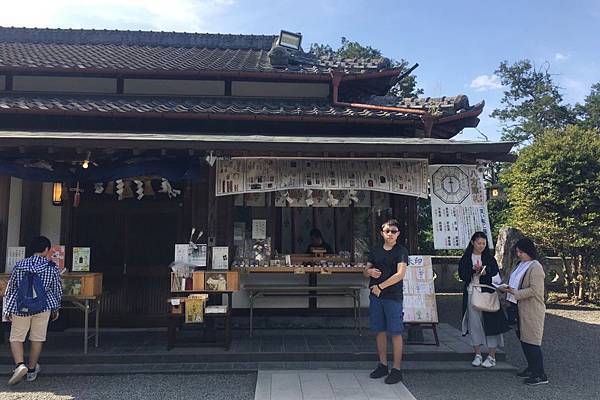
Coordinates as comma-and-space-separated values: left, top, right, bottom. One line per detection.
471, 284, 500, 312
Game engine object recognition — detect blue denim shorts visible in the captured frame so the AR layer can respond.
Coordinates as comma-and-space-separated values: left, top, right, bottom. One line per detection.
369, 294, 404, 336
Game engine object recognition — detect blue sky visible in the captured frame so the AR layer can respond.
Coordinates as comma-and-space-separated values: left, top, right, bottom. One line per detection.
2, 0, 599, 141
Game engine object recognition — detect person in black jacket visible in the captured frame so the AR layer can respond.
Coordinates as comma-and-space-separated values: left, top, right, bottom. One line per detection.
459, 231, 509, 368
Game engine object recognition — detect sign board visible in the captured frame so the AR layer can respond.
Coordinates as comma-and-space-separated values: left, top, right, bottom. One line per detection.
72, 247, 91, 272
403, 255, 438, 323
5, 246, 25, 273
430, 165, 493, 249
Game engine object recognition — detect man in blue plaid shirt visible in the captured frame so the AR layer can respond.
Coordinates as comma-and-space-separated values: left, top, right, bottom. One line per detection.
3, 236, 62, 385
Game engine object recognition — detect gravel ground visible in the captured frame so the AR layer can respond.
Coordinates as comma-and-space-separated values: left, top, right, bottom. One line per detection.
0, 373, 257, 400
433, 293, 600, 400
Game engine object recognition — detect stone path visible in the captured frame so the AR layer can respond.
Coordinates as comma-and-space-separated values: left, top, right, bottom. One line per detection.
255, 370, 417, 400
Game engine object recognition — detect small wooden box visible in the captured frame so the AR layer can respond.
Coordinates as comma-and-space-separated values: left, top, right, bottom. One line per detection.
171, 272, 194, 292
0, 272, 102, 298
62, 273, 102, 297
192, 271, 239, 292
0, 274, 9, 295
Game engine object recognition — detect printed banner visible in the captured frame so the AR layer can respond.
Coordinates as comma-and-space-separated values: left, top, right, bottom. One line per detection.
429, 165, 493, 250
216, 159, 428, 198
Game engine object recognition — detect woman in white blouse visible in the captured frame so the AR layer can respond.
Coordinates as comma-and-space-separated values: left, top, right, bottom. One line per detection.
458, 232, 509, 368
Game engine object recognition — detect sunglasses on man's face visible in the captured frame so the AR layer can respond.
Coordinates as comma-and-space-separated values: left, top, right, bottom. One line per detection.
383, 229, 399, 234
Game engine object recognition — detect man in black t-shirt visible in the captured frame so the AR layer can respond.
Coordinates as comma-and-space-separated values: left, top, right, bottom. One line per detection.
364, 219, 408, 385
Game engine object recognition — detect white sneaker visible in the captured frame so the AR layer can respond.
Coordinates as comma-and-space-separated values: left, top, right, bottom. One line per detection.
471, 354, 483, 367
482, 356, 497, 368
8, 364, 28, 386
26, 364, 40, 382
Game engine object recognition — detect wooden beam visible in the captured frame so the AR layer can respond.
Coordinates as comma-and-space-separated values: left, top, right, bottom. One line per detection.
0, 175, 11, 272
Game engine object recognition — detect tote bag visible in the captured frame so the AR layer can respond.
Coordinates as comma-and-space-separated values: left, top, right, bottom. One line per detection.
471, 284, 500, 312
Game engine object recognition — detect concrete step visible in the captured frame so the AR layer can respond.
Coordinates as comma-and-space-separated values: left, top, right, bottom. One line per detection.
0, 361, 517, 377
0, 349, 506, 365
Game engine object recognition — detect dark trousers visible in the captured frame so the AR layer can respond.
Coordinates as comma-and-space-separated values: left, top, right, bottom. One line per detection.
520, 341, 546, 377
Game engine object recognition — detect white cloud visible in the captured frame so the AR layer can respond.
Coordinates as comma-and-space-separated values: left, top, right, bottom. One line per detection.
0, 0, 235, 32
469, 74, 503, 92
554, 52, 570, 61
560, 77, 588, 103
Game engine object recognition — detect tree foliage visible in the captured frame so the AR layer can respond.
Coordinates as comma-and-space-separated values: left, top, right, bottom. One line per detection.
309, 37, 422, 98
491, 60, 575, 145
575, 82, 600, 131
502, 126, 600, 300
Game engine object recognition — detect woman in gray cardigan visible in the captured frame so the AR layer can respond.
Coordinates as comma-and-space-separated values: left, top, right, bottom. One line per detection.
499, 238, 548, 386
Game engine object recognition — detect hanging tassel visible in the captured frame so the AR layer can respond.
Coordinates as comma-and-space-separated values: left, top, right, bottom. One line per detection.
143, 180, 155, 196
73, 182, 82, 208
105, 181, 114, 195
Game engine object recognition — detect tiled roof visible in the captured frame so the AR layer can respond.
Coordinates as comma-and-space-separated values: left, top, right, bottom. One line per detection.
368, 94, 479, 115
0, 93, 420, 121
0, 27, 389, 75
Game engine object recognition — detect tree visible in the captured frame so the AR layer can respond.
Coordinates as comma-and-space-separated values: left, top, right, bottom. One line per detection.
309, 37, 422, 98
575, 82, 600, 131
491, 60, 575, 145
503, 125, 600, 300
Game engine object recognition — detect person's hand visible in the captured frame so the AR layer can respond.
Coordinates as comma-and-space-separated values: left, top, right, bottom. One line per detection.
371, 285, 382, 297
6, 314, 12, 322
498, 286, 513, 294
367, 268, 382, 279
50, 310, 60, 321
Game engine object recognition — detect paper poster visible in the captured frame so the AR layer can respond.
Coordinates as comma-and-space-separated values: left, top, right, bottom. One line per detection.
279, 159, 302, 188
252, 219, 267, 239
430, 165, 493, 249
185, 297, 205, 323
216, 159, 244, 195
233, 222, 246, 242
72, 247, 91, 272
5, 246, 26, 273
189, 244, 207, 267
245, 159, 278, 192
211, 247, 229, 270
216, 159, 428, 198
174, 244, 189, 263
403, 256, 438, 323
49, 245, 66, 271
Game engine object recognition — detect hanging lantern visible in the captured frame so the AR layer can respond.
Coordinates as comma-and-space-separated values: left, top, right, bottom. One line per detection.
52, 183, 63, 206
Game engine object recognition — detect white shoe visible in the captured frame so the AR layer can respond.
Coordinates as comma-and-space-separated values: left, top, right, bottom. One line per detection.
26, 364, 40, 382
482, 356, 496, 368
8, 364, 28, 386
471, 354, 483, 367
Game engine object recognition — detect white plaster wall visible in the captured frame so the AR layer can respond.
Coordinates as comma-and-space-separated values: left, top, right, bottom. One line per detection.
40, 183, 62, 245
6, 177, 22, 247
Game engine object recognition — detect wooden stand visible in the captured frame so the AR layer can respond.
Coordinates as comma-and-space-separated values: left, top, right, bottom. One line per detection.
167, 271, 239, 350
167, 294, 232, 350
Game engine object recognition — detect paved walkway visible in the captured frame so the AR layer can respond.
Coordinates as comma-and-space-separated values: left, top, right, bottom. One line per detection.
255, 370, 416, 400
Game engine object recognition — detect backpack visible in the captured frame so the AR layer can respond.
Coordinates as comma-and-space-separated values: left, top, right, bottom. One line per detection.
16, 271, 49, 314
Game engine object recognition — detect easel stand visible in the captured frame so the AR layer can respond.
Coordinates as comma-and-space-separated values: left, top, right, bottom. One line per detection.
405, 322, 439, 346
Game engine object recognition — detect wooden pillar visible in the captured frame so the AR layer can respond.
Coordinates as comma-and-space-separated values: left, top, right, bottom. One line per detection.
206, 167, 217, 267
406, 196, 418, 254
19, 181, 42, 253
392, 194, 417, 253
0, 176, 11, 272
60, 186, 73, 270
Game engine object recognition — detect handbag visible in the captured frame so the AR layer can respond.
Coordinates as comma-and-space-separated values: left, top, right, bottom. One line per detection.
471, 284, 500, 312
505, 302, 518, 325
